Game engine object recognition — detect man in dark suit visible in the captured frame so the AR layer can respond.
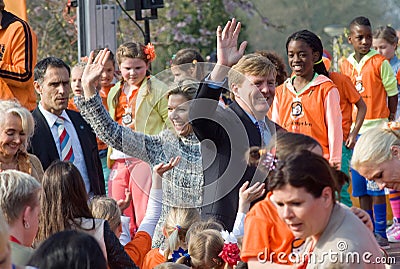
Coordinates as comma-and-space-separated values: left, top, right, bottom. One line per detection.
29, 57, 105, 195
190, 19, 282, 230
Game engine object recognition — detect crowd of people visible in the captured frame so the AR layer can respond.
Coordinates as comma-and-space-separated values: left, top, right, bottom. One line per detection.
1, 0, 400, 266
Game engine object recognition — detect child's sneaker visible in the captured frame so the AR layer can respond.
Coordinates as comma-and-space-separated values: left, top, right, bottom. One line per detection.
375, 233, 390, 249
387, 218, 400, 243
386, 218, 397, 233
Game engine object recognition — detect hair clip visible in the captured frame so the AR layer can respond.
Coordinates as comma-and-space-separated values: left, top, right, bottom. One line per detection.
261, 148, 278, 172
172, 247, 188, 262
143, 43, 156, 62
174, 224, 181, 231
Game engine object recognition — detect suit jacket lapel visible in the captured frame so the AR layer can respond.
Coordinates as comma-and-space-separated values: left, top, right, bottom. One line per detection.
229, 101, 262, 146
32, 108, 59, 161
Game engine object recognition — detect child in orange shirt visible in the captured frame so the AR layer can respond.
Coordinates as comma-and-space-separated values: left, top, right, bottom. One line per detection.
107, 42, 169, 238
341, 16, 398, 248
271, 29, 343, 168
322, 56, 367, 207
68, 62, 86, 112
93, 49, 116, 190
142, 179, 265, 269
122, 156, 181, 268
141, 207, 201, 269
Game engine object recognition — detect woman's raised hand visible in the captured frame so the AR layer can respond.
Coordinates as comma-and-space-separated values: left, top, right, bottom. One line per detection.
82, 48, 110, 99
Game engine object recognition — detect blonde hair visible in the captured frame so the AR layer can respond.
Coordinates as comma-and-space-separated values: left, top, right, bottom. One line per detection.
0, 170, 41, 225
164, 207, 201, 260
90, 196, 121, 233
0, 99, 35, 149
178, 229, 224, 269
185, 219, 224, 242
154, 262, 190, 269
228, 54, 276, 92
351, 124, 400, 170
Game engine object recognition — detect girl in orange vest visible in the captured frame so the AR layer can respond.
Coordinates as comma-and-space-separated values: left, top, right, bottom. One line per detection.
271, 30, 342, 168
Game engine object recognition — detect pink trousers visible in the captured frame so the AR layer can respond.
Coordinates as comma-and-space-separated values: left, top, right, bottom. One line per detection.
108, 158, 152, 236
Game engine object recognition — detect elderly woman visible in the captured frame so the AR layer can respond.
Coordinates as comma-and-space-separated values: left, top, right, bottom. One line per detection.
269, 150, 383, 268
0, 100, 43, 181
0, 170, 41, 266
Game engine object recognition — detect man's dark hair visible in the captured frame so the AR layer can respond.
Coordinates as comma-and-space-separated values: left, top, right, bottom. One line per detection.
349, 16, 371, 29
34, 57, 71, 83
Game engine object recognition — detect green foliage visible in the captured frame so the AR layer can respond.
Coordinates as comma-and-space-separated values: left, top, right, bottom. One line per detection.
27, 1, 78, 66
27, 0, 400, 73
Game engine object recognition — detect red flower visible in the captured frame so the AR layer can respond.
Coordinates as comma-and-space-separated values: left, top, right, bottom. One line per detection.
144, 43, 156, 62
218, 243, 241, 267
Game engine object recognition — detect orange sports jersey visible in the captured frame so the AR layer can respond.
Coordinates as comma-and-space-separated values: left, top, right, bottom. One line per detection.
329, 72, 361, 141
97, 84, 113, 150
142, 247, 166, 269
0, 10, 37, 111
100, 84, 113, 111
272, 75, 340, 161
341, 54, 390, 120
124, 231, 152, 268
241, 192, 300, 264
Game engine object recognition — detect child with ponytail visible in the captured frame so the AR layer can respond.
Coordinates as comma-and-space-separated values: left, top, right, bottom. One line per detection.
141, 207, 201, 269
107, 41, 170, 237
271, 29, 343, 169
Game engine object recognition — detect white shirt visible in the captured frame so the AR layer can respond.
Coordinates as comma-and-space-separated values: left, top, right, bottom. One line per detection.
38, 104, 91, 194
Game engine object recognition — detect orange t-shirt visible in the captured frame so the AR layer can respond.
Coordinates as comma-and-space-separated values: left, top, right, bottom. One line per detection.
100, 84, 113, 111
124, 231, 152, 268
142, 248, 166, 269
241, 192, 299, 264
97, 84, 113, 151
341, 54, 390, 120
329, 72, 361, 141
67, 97, 79, 112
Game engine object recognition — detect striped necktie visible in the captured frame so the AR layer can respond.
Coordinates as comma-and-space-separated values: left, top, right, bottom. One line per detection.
255, 120, 267, 145
54, 117, 75, 162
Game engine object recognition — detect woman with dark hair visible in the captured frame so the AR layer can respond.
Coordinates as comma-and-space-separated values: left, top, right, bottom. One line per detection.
77, 51, 204, 247
171, 48, 205, 82
268, 151, 383, 268
28, 230, 107, 269
35, 161, 137, 269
